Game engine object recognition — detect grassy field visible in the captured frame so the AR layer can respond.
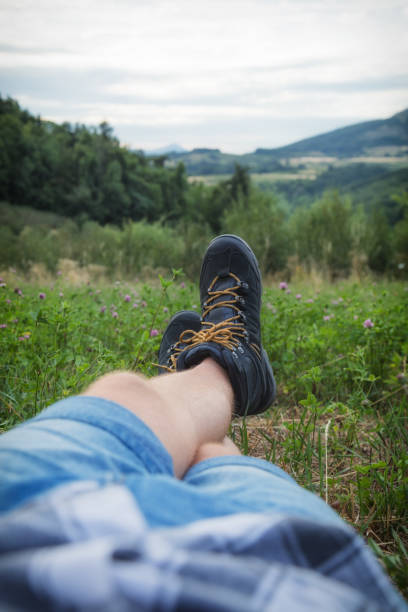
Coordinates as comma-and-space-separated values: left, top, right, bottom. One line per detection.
1, 272, 407, 598
188, 170, 317, 185
186, 155, 408, 187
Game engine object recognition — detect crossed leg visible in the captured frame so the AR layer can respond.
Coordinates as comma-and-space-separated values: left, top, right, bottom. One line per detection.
82, 358, 240, 478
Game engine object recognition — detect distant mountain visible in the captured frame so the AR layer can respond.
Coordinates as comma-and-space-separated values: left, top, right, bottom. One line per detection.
146, 143, 187, 155
166, 109, 408, 175
255, 108, 408, 158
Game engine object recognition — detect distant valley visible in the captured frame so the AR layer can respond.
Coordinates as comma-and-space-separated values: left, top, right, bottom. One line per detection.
161, 108, 408, 176
155, 109, 408, 216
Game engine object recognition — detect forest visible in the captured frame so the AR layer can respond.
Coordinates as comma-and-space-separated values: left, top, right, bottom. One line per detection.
1, 96, 407, 281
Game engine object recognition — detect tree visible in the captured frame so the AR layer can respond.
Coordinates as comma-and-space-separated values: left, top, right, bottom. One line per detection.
364, 209, 393, 273
393, 191, 408, 275
291, 191, 353, 278
222, 190, 289, 273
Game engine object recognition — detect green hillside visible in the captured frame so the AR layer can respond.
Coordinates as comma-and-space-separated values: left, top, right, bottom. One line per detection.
267, 165, 408, 220
166, 148, 285, 175
256, 108, 408, 158
166, 109, 408, 175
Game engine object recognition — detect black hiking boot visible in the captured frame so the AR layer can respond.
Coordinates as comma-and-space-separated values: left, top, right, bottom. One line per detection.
157, 310, 201, 374
176, 234, 276, 416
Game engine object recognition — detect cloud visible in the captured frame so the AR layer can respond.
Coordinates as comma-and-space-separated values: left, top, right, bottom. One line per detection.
0, 0, 407, 151
291, 74, 408, 93
0, 43, 69, 54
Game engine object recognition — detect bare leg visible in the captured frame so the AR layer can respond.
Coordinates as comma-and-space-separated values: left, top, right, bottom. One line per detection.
82, 358, 233, 478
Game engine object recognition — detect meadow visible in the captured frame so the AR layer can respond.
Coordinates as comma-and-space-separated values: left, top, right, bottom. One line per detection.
0, 270, 407, 597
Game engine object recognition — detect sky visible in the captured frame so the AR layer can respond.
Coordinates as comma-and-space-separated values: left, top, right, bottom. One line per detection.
0, 0, 407, 153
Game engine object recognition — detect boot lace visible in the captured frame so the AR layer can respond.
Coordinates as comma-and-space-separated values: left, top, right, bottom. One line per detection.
158, 272, 261, 372
161, 272, 261, 371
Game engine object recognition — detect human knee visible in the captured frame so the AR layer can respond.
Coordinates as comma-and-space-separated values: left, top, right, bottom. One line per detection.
83, 370, 149, 400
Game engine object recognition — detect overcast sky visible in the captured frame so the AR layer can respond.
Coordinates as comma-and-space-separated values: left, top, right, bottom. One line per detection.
1, 0, 407, 153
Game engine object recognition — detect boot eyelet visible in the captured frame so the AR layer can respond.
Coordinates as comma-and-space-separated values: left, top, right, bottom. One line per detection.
238, 297, 246, 305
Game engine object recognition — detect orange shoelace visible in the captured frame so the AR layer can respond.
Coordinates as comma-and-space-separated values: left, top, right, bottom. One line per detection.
158, 273, 260, 372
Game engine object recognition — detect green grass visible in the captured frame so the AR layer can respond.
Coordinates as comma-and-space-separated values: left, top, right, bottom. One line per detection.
1, 273, 407, 598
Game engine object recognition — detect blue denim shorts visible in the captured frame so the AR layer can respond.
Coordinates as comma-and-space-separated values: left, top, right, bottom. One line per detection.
0, 397, 342, 527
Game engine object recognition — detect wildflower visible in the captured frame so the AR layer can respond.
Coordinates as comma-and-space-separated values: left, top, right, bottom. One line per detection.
397, 373, 405, 382
180, 282, 186, 289
0, 324, 7, 329
57, 270, 62, 276
192, 304, 197, 310
295, 294, 302, 300
286, 289, 291, 294
163, 307, 169, 313
323, 315, 331, 321
332, 299, 339, 305
39, 292, 46, 300
100, 305, 107, 313
112, 311, 118, 318
124, 295, 131, 302
141, 300, 147, 308
5, 299, 11, 304
12, 318, 18, 323
353, 315, 358, 320
0, 282, 6, 288
306, 298, 314, 304
59, 292, 63, 297
150, 329, 159, 337
279, 282, 288, 290
132, 302, 139, 308
363, 319, 374, 328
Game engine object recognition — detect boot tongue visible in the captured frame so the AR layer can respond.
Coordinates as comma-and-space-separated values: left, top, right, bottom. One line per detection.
204, 275, 238, 326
